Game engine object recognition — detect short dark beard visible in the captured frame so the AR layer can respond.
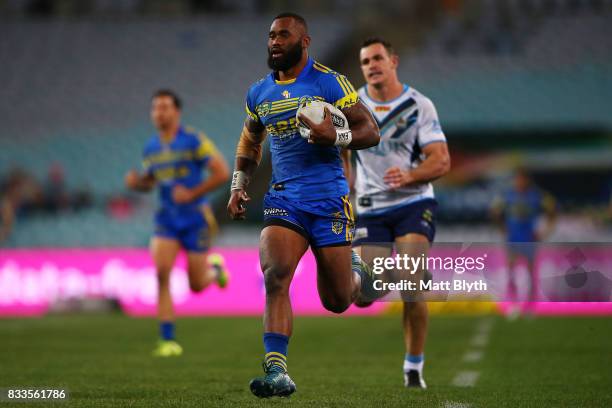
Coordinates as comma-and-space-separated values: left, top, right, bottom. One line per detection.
267, 41, 303, 72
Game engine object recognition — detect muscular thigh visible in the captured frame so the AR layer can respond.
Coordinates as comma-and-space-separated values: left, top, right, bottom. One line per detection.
396, 233, 430, 301
186, 251, 208, 280
312, 245, 353, 297
395, 233, 430, 250
150, 236, 181, 275
353, 244, 393, 268
260, 225, 309, 280
395, 233, 430, 272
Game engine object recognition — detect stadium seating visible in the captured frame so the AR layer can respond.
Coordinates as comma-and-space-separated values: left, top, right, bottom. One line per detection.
398, 12, 612, 129
2, 5, 611, 246
0, 17, 349, 185
0, 17, 349, 246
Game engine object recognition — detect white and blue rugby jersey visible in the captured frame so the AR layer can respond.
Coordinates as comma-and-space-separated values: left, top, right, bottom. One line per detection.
355, 85, 446, 215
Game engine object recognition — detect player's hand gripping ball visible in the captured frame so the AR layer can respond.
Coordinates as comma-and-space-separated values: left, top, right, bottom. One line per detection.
296, 100, 348, 142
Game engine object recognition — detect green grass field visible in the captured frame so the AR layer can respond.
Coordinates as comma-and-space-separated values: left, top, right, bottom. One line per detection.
1, 314, 611, 407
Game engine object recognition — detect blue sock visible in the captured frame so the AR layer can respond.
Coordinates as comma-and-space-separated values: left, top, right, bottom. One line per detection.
405, 353, 424, 364
160, 321, 175, 341
263, 332, 289, 372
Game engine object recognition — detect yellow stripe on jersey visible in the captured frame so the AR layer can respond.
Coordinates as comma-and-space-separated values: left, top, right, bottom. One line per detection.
269, 98, 300, 113
313, 61, 333, 73
313, 60, 360, 109
270, 101, 297, 110
335, 75, 357, 97
331, 74, 359, 110
348, 199, 355, 241
341, 195, 355, 242
334, 91, 359, 110
144, 149, 192, 165
274, 77, 296, 84
344, 196, 353, 219
270, 97, 300, 107
246, 103, 259, 121
196, 132, 218, 160
254, 95, 330, 120
267, 96, 326, 115
201, 204, 219, 240
342, 198, 349, 241
339, 76, 356, 94
335, 76, 350, 96
269, 105, 298, 115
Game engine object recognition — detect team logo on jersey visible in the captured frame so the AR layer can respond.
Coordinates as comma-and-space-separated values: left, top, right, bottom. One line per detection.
395, 110, 418, 131
430, 119, 443, 133
282, 90, 291, 99
331, 220, 344, 235
297, 95, 315, 108
331, 212, 344, 235
375, 106, 391, 112
256, 102, 272, 118
396, 116, 407, 128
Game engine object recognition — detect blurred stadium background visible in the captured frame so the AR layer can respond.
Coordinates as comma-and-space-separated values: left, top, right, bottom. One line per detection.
1, 0, 611, 247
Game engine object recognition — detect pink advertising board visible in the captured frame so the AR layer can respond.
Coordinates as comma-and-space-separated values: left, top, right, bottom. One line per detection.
1, 246, 610, 317
0, 248, 385, 317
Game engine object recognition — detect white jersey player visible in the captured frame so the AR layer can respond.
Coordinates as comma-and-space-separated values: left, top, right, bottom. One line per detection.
355, 85, 446, 215
350, 37, 451, 389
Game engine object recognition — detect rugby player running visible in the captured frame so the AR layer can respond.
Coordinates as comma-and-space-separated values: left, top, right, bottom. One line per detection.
227, 13, 379, 398
351, 38, 451, 388
125, 90, 230, 357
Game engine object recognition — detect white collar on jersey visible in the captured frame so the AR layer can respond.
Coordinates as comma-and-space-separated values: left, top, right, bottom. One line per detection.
362, 83, 410, 105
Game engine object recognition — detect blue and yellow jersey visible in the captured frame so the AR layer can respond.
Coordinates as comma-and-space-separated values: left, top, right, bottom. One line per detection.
245, 57, 359, 201
142, 126, 218, 215
492, 188, 555, 242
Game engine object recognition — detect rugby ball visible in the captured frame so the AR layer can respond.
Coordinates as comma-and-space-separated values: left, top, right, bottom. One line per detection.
296, 100, 348, 139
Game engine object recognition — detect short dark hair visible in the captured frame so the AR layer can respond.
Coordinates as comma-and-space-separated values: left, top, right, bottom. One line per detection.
152, 89, 182, 110
273, 12, 308, 33
361, 37, 396, 56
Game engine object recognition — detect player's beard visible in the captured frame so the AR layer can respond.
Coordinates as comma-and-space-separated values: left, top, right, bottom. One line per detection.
267, 41, 303, 72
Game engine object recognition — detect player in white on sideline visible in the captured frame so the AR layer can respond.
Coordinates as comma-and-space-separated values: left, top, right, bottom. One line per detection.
349, 37, 451, 389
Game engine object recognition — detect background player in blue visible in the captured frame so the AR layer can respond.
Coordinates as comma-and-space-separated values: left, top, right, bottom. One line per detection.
125, 89, 230, 356
491, 168, 556, 317
226, 13, 379, 398
348, 38, 451, 389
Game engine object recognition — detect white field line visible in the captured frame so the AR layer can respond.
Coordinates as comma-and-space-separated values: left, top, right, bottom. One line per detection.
462, 350, 484, 363
476, 319, 494, 334
452, 318, 495, 388
470, 332, 489, 347
451, 370, 480, 387
470, 318, 494, 348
